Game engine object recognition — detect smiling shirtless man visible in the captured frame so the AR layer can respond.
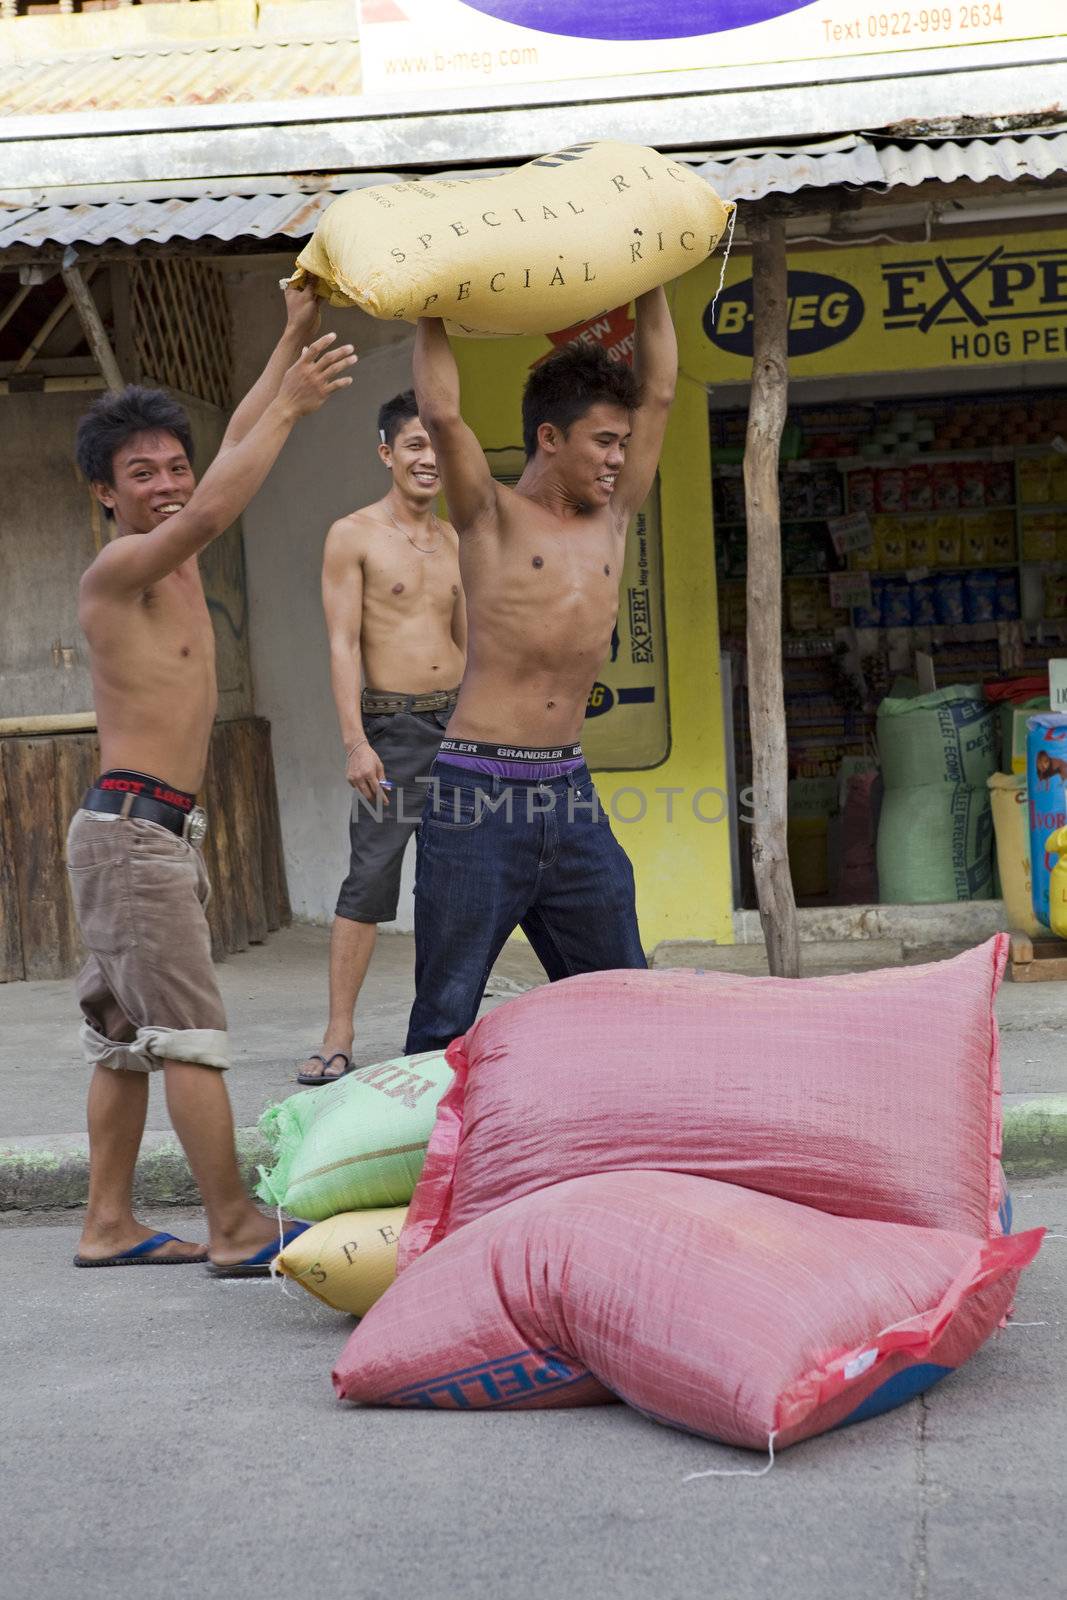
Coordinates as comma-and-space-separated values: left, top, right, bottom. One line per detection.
68, 283, 356, 1273
404, 288, 677, 1053
296, 391, 465, 1084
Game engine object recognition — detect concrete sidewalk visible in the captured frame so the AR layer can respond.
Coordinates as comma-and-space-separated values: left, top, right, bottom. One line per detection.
1, 925, 1065, 1209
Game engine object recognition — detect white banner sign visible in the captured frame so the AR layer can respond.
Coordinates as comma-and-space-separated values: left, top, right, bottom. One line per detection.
358, 1, 1067, 98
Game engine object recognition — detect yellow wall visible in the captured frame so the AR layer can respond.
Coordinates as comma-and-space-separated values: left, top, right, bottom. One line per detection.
453, 327, 734, 947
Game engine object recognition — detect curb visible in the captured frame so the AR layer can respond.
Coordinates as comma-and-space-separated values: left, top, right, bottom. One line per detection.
2, 1099, 1066, 1213
998, 1095, 1067, 1178
0, 1128, 271, 1212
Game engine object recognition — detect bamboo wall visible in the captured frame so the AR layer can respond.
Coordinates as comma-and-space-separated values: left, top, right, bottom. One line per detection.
0, 716, 289, 983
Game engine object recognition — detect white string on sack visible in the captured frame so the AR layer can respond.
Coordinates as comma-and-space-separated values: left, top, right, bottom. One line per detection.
269, 1203, 299, 1298
684, 1430, 777, 1482
1005, 1321, 1048, 1327
705, 204, 738, 339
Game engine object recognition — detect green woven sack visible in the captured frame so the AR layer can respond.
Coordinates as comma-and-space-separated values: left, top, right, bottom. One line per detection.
255, 1051, 453, 1221
878, 686, 997, 791
877, 785, 995, 904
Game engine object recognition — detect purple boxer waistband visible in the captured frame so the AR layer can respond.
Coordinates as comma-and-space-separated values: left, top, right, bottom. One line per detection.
437, 738, 584, 783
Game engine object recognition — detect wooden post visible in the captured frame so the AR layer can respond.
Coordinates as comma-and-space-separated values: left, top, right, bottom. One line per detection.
60, 250, 124, 393
743, 210, 800, 978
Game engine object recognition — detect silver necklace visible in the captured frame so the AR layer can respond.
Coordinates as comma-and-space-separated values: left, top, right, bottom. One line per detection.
386, 505, 442, 555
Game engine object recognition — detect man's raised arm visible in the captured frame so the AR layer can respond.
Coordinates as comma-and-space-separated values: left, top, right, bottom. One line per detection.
613, 286, 678, 524
84, 332, 357, 599
413, 318, 496, 533
216, 280, 323, 455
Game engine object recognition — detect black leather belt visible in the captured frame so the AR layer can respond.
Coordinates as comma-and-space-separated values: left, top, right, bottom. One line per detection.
361, 687, 460, 715
82, 788, 208, 844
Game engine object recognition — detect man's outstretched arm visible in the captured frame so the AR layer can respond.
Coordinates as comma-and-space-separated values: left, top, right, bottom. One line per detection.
216, 280, 323, 455
613, 286, 678, 524
413, 318, 496, 533
83, 334, 357, 599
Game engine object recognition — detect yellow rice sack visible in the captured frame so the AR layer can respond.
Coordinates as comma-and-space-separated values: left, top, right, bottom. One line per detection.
988, 772, 1045, 937
292, 141, 732, 337
274, 1207, 407, 1317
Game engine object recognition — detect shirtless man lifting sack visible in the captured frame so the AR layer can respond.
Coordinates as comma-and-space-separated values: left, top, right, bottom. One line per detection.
68, 283, 356, 1272
296, 391, 465, 1084
404, 288, 678, 1053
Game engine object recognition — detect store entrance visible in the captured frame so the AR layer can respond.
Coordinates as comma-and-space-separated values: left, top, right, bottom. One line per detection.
712, 375, 1067, 912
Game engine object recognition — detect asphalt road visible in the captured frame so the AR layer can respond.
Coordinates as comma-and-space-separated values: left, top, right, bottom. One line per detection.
6, 1183, 1065, 1600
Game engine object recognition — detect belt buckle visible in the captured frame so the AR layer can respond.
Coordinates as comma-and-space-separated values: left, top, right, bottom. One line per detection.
183, 806, 209, 847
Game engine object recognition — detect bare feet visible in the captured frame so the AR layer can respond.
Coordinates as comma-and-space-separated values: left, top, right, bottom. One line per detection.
75, 1219, 207, 1265
296, 1042, 353, 1084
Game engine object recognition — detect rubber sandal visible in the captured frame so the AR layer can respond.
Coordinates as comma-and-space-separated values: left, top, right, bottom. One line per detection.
296, 1051, 352, 1087
206, 1221, 311, 1278
74, 1230, 208, 1268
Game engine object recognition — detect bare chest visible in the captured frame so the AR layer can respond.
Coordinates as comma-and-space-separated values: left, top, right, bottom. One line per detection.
363, 543, 461, 613
470, 522, 620, 621
137, 572, 215, 661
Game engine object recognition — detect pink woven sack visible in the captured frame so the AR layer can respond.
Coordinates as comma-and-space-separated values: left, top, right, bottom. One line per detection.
336, 1171, 1042, 1450
400, 938, 1009, 1270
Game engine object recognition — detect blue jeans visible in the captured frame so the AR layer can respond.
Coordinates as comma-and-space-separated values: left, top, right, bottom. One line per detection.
404, 762, 646, 1053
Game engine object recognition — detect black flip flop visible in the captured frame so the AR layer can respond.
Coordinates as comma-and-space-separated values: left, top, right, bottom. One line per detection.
296, 1051, 352, 1087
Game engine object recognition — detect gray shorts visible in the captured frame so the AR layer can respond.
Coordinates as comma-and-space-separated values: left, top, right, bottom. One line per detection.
66, 810, 229, 1073
335, 705, 453, 924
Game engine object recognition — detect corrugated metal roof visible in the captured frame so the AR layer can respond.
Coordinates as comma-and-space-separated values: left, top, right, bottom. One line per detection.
0, 37, 361, 116
877, 131, 1067, 188
694, 137, 885, 201
3, 131, 1067, 253
0, 190, 344, 251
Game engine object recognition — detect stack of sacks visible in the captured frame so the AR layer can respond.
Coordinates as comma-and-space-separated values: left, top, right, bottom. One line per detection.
255, 1051, 453, 1316
333, 939, 1043, 1454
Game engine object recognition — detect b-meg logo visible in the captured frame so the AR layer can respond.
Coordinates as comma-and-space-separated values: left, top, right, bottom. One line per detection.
458, 1, 811, 43
704, 271, 865, 359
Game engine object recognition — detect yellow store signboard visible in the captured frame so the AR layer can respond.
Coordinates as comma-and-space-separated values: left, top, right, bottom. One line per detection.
676, 229, 1067, 380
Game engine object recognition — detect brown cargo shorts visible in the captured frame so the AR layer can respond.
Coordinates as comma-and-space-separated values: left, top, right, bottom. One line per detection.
66, 809, 229, 1073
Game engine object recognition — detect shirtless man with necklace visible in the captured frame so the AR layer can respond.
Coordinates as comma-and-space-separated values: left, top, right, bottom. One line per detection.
296, 391, 465, 1083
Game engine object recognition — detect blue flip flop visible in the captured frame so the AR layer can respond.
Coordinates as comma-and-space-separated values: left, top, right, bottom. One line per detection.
206, 1220, 311, 1278
73, 1231, 208, 1268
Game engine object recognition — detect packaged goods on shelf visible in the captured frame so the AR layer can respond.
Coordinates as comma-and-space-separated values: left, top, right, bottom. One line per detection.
985, 461, 1014, 507
932, 462, 961, 510
994, 570, 1021, 622
1021, 514, 1057, 561
905, 464, 933, 512
957, 461, 987, 508
1019, 458, 1051, 503
911, 576, 937, 626
932, 516, 962, 566
1046, 573, 1067, 618
905, 525, 933, 566
963, 570, 998, 625
933, 573, 965, 625
847, 468, 876, 514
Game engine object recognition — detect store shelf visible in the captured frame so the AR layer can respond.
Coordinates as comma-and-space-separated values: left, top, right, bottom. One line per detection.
847, 505, 1016, 518
715, 517, 838, 529
837, 444, 1061, 468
